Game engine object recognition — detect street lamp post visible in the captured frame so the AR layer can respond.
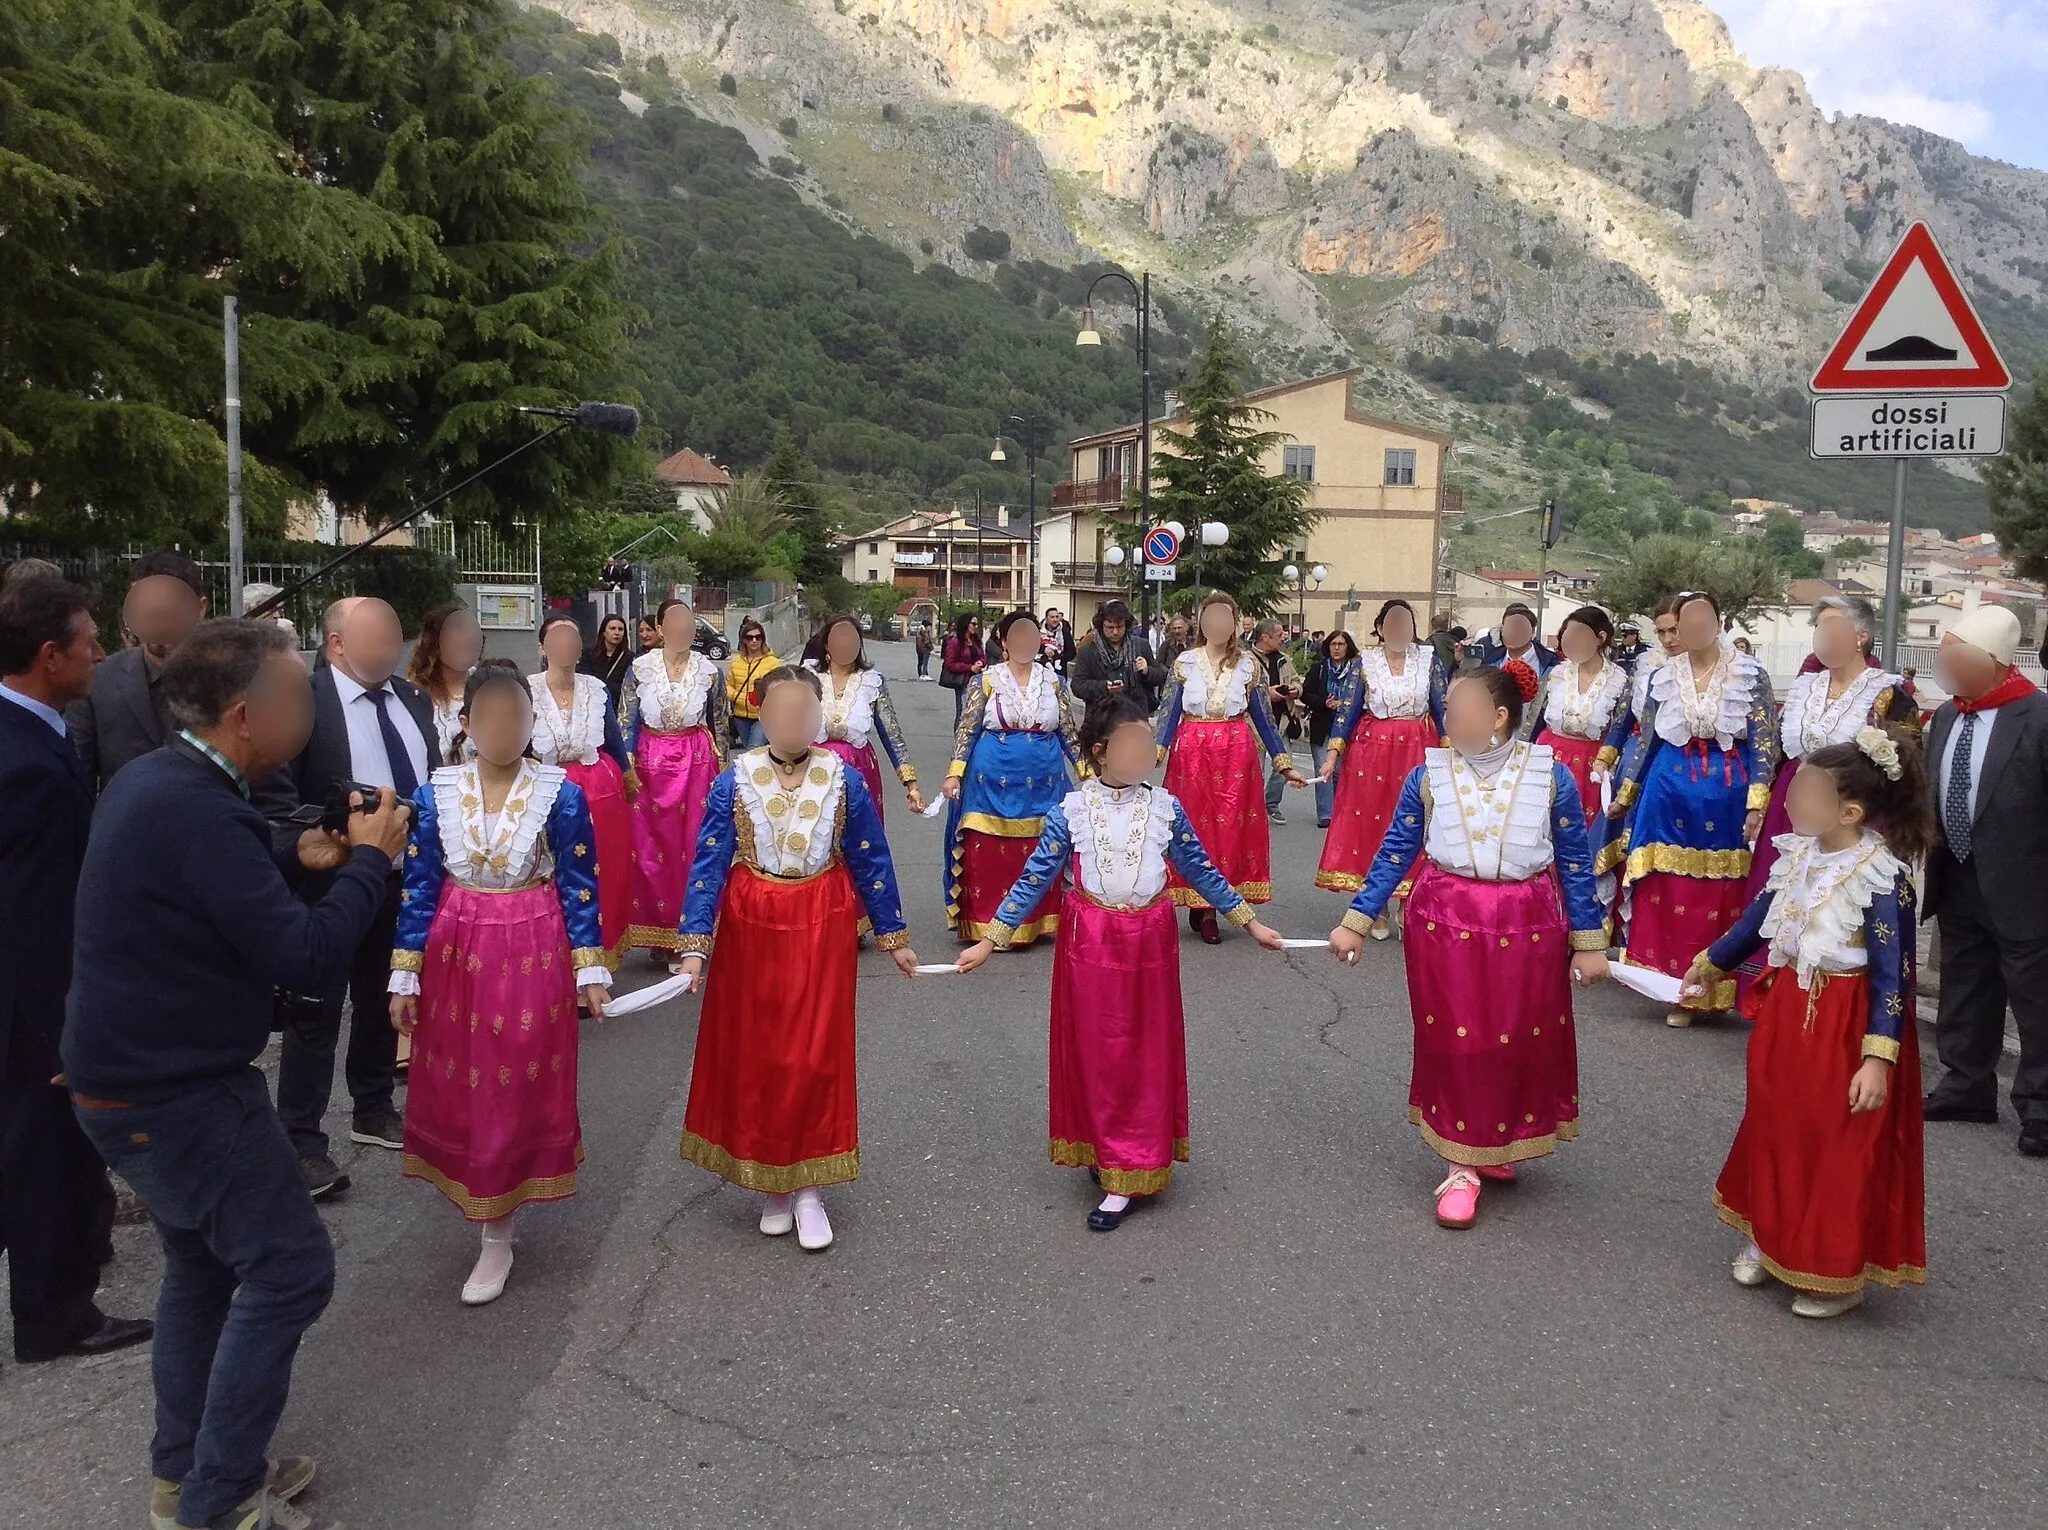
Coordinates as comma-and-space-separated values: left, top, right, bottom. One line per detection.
1282, 562, 1329, 632
990, 415, 1047, 612
1076, 270, 1153, 628
1192, 520, 1228, 606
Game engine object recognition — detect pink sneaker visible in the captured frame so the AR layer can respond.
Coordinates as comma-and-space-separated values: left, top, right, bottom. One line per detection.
1434, 1168, 1481, 1229
1475, 1163, 1518, 1184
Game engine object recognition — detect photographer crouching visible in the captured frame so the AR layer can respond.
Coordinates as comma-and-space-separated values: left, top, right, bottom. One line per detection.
61, 619, 408, 1530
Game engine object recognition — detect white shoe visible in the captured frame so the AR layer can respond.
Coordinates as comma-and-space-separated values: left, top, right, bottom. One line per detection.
1665, 1007, 1693, 1028
1791, 1288, 1865, 1320
1731, 1243, 1767, 1287
759, 1193, 795, 1237
461, 1228, 516, 1306
793, 1189, 833, 1251
1369, 917, 1391, 942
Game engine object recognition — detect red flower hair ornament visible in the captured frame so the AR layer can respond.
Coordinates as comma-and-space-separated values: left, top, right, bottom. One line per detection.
1502, 658, 1540, 703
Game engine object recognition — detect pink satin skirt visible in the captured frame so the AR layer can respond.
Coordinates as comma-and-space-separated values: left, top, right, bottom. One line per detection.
628, 726, 720, 952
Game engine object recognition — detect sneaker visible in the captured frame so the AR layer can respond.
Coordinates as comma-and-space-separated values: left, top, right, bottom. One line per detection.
1731, 1243, 1768, 1287
204, 1484, 344, 1530
154, 1458, 316, 1530
347, 1109, 404, 1151
298, 1156, 350, 1199
1791, 1288, 1865, 1320
1433, 1168, 1481, 1229
1268, 808, 1287, 825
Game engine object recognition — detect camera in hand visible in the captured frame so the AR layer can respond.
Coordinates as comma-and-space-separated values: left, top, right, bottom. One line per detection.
284, 779, 405, 835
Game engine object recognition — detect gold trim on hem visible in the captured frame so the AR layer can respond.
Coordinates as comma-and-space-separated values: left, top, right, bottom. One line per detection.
1410, 1108, 1578, 1167
1315, 870, 1366, 892
960, 912, 1057, 944
1712, 1193, 1926, 1294
1169, 880, 1272, 908
1050, 1135, 1190, 1197
680, 1133, 858, 1192
1623, 843, 1752, 882
1592, 835, 1630, 877
391, 950, 425, 973
403, 1144, 585, 1222
958, 810, 1049, 837
625, 922, 684, 953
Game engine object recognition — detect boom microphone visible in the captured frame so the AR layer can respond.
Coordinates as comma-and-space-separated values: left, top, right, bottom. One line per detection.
516, 401, 642, 437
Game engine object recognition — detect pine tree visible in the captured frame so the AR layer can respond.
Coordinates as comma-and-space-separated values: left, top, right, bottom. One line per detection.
759, 428, 842, 589
1148, 316, 1317, 618
1987, 373, 2048, 582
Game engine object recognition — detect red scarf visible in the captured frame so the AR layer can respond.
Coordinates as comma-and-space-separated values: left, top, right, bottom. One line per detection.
1952, 667, 2037, 714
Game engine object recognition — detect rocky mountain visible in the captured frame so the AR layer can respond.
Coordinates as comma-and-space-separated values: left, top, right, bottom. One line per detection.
535, 0, 2048, 394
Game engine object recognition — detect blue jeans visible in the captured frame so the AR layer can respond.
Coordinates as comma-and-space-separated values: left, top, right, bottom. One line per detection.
734, 717, 765, 750
1310, 739, 1335, 824
916, 649, 931, 678
75, 1069, 335, 1526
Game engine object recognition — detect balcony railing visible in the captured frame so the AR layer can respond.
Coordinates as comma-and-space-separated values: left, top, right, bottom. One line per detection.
1050, 562, 1131, 590
1051, 475, 1125, 510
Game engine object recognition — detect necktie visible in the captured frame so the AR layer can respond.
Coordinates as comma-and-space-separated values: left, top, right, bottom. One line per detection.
365, 687, 421, 800
1942, 711, 1976, 862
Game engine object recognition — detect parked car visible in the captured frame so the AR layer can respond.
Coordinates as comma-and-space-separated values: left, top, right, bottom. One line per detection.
693, 617, 729, 660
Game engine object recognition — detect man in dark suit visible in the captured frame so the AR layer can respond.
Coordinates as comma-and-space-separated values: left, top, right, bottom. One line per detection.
1921, 606, 2048, 1157
258, 596, 438, 1196
1473, 602, 1560, 677
0, 576, 153, 1361
65, 549, 208, 792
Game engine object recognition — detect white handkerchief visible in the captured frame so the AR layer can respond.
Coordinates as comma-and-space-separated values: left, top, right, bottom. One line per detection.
918, 796, 948, 819
1599, 771, 1614, 818
1605, 962, 1683, 1004
914, 963, 964, 975
1278, 938, 1333, 950
602, 971, 694, 1015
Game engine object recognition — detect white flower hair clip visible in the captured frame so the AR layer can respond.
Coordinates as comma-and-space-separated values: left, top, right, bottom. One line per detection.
1855, 726, 1902, 782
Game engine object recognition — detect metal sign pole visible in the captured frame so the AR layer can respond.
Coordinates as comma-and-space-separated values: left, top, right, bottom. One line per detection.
224, 298, 245, 615
1881, 457, 1908, 669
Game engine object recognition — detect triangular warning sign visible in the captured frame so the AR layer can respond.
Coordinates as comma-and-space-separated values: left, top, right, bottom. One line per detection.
1812, 223, 2010, 392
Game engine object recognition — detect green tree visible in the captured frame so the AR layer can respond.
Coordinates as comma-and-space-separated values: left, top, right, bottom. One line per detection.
1761, 509, 1807, 562
703, 472, 793, 541
1831, 536, 1876, 562
759, 429, 842, 588
1986, 374, 2048, 581
1593, 535, 1784, 624
688, 528, 769, 585
1149, 316, 1317, 617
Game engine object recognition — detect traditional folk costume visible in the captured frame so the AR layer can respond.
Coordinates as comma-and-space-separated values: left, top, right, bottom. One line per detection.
620, 649, 728, 955
389, 762, 609, 1218
987, 781, 1253, 1197
1745, 664, 1909, 899
1605, 647, 1779, 1012
677, 749, 908, 1191
1314, 643, 1446, 894
1700, 831, 1926, 1299
944, 664, 1081, 944
805, 662, 918, 816
430, 692, 474, 763
530, 670, 635, 964
1344, 742, 1606, 1172
1154, 648, 1297, 908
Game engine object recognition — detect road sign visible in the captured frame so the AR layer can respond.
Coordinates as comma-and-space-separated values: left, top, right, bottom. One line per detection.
1810, 394, 2006, 458
1143, 526, 1181, 565
1810, 222, 2010, 393
1144, 563, 1177, 581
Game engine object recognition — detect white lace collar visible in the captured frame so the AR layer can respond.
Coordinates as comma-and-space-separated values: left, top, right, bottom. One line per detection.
1545, 658, 1629, 739
1649, 650, 1762, 751
1759, 831, 1902, 988
530, 670, 604, 764
1178, 647, 1254, 719
1361, 644, 1430, 717
431, 759, 565, 887
987, 662, 1058, 729
633, 648, 711, 727
733, 747, 846, 878
1060, 780, 1176, 907
808, 662, 882, 744
1780, 667, 1899, 759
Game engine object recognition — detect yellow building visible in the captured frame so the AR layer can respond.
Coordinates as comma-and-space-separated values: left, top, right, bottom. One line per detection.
1033, 369, 1454, 634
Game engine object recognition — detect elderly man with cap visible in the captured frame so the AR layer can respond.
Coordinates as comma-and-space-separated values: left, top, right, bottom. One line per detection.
1922, 605, 2048, 1157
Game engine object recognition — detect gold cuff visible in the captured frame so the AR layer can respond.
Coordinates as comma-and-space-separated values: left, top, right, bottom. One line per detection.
1224, 903, 1258, 929
874, 930, 910, 952
1155, 745, 1169, 765
1271, 753, 1294, 774
1569, 929, 1609, 952
1861, 1035, 1902, 1063
1593, 745, 1619, 772
1616, 780, 1640, 808
390, 949, 425, 973
897, 765, 918, 785
1340, 909, 1374, 936
1745, 784, 1772, 812
1327, 737, 1348, 755
947, 759, 968, 781
570, 947, 609, 971
676, 934, 714, 955
986, 921, 1019, 950
622, 768, 642, 794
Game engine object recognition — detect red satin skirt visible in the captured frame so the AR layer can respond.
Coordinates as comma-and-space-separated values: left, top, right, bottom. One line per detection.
681, 864, 861, 1191
1316, 716, 1433, 893
1714, 968, 1926, 1294
1048, 892, 1190, 1196
1620, 874, 1749, 1011
1535, 730, 1604, 829
1163, 717, 1271, 905
955, 829, 1060, 945
562, 755, 632, 962
1401, 865, 1581, 1167
405, 885, 583, 1220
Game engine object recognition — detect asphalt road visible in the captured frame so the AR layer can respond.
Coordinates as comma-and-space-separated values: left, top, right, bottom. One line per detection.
5, 642, 2044, 1530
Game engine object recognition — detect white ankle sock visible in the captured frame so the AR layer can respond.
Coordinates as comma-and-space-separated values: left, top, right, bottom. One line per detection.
1097, 1193, 1131, 1215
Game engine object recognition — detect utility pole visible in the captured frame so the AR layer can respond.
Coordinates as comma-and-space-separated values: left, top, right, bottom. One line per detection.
224, 298, 245, 614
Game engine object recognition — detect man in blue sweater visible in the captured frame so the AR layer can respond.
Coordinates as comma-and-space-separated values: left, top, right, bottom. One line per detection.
64, 619, 409, 1530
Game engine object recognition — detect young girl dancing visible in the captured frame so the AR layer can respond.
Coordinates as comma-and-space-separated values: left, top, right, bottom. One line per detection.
1329, 666, 1610, 1230
1154, 591, 1306, 944
1315, 599, 1445, 937
805, 613, 924, 817
533, 616, 635, 965
676, 666, 918, 1252
1683, 728, 1929, 1319
960, 696, 1285, 1229
389, 664, 611, 1305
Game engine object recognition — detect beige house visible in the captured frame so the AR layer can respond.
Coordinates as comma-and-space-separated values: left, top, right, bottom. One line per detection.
840, 505, 1030, 607
1032, 369, 1454, 633
654, 447, 732, 533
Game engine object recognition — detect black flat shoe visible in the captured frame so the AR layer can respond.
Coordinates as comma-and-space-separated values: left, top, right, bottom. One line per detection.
15, 1314, 153, 1363
1087, 1202, 1127, 1231
1922, 1095, 1999, 1124
2019, 1121, 2048, 1158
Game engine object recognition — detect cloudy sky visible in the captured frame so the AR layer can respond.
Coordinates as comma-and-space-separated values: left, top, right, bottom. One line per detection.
1713, 1, 2048, 171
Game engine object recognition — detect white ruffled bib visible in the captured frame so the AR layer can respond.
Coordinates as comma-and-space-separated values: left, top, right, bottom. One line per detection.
1758, 831, 1901, 987
1177, 649, 1255, 720
733, 748, 847, 879
431, 760, 565, 888
1778, 668, 1900, 760
529, 672, 610, 766
1361, 644, 1431, 720
809, 663, 884, 748
631, 649, 714, 730
1059, 780, 1177, 907
1423, 742, 1557, 882
1649, 651, 1765, 751
1545, 660, 1629, 740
